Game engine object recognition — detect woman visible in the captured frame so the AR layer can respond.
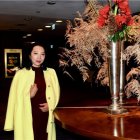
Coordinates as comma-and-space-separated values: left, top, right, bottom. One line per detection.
4, 43, 60, 140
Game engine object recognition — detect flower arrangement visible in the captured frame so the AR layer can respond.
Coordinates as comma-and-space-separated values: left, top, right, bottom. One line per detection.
59, 0, 140, 102
97, 0, 133, 42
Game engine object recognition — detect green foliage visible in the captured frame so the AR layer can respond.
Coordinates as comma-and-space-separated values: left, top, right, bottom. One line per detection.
109, 25, 130, 42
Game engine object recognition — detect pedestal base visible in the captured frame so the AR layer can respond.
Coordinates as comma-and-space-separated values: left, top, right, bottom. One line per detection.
119, 94, 127, 105
107, 106, 128, 115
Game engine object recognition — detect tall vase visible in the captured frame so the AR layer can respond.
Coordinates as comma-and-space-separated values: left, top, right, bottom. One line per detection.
107, 41, 127, 114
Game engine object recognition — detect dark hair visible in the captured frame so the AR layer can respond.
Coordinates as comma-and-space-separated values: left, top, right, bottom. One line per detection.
23, 42, 48, 70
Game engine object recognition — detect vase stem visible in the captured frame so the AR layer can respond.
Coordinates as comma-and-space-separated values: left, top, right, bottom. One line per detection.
119, 41, 125, 104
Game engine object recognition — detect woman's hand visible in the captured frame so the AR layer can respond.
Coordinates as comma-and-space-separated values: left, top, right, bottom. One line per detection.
30, 84, 38, 98
39, 103, 49, 112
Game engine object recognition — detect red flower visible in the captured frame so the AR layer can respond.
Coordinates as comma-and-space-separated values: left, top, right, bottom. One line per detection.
115, 15, 127, 28
118, 1, 128, 10
97, 17, 106, 27
125, 9, 131, 16
99, 5, 110, 19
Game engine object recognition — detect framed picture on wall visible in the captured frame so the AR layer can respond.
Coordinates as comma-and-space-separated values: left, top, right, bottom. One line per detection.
4, 49, 22, 78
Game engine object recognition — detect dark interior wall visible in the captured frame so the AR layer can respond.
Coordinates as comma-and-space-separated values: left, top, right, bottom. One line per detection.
0, 31, 65, 102
0, 32, 24, 101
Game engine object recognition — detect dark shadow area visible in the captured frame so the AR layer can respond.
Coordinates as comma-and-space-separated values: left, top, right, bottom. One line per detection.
0, 131, 14, 140
56, 124, 91, 140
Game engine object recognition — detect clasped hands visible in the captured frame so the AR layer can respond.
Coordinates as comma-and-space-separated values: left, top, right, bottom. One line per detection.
30, 83, 48, 112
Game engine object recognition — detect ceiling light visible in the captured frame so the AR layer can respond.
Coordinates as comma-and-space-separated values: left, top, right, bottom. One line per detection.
27, 34, 32, 37
31, 41, 35, 44
56, 20, 63, 23
50, 45, 54, 49
45, 25, 51, 28
37, 28, 43, 31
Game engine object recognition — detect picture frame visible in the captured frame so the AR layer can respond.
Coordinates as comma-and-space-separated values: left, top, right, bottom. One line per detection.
4, 49, 22, 78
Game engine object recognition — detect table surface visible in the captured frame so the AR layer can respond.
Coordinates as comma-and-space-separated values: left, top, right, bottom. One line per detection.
55, 105, 140, 140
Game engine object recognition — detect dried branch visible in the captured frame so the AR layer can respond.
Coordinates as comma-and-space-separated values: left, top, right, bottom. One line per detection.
96, 62, 109, 86
59, 1, 110, 83
126, 67, 140, 82
123, 40, 140, 65
125, 79, 140, 102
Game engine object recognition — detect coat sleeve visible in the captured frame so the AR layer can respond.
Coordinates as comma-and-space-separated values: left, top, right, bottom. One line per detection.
4, 72, 19, 131
52, 69, 60, 108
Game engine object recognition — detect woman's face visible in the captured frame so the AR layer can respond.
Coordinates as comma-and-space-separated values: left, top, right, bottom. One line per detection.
30, 45, 46, 67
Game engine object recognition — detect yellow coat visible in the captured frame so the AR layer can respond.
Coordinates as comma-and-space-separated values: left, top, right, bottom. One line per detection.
4, 67, 60, 140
